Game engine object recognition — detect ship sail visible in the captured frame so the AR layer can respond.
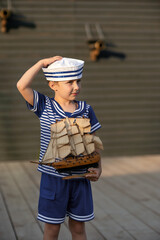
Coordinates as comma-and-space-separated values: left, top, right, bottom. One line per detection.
42, 117, 103, 164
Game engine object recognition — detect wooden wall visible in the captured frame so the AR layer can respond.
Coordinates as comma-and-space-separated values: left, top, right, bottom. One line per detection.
0, 0, 160, 160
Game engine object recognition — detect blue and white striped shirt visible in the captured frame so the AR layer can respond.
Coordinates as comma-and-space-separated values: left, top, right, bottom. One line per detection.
27, 90, 101, 177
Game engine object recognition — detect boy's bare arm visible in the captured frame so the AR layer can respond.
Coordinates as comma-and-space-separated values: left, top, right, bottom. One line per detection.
17, 56, 62, 106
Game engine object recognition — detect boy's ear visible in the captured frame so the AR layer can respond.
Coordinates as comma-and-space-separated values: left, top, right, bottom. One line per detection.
48, 81, 57, 91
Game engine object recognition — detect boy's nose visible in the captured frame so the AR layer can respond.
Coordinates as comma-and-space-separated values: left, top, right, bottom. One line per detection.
73, 81, 79, 90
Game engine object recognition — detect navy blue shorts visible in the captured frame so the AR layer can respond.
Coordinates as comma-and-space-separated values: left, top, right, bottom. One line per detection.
37, 173, 94, 224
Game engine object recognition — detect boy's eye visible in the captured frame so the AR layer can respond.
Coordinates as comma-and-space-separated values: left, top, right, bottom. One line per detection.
65, 80, 81, 84
66, 81, 72, 84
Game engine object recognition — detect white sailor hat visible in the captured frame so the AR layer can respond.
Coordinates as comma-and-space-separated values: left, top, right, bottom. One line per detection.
42, 57, 84, 81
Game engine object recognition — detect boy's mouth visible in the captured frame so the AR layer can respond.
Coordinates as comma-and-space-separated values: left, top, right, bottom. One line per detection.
71, 92, 79, 95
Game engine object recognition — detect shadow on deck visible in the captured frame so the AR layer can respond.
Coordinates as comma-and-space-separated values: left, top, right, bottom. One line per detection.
1, 155, 160, 240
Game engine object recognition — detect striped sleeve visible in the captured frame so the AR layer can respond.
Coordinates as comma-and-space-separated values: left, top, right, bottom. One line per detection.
88, 105, 101, 133
26, 90, 46, 118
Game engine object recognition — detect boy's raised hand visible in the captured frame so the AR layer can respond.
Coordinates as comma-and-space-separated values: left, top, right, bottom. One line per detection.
41, 56, 63, 68
17, 56, 63, 106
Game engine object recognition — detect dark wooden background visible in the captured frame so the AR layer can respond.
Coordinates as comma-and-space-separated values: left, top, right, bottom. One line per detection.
1, 0, 160, 161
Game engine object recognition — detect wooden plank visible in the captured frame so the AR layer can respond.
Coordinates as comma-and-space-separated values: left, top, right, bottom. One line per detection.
92, 216, 134, 240
120, 155, 160, 186
92, 180, 158, 240
118, 155, 160, 189
115, 156, 160, 217
103, 157, 160, 215
99, 179, 160, 239
85, 221, 106, 240
99, 166, 160, 236
0, 163, 43, 240
0, 192, 16, 240
22, 161, 40, 187
8, 162, 40, 215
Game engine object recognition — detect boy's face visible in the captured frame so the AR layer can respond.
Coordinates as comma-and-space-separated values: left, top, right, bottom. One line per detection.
49, 79, 81, 101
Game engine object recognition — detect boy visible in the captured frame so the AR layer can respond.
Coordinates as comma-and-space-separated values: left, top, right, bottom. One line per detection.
17, 56, 102, 240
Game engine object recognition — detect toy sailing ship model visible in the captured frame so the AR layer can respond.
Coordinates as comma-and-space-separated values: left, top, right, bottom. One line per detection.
32, 117, 103, 179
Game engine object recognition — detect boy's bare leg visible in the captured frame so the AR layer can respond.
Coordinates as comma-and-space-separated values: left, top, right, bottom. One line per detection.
69, 218, 87, 240
43, 223, 61, 240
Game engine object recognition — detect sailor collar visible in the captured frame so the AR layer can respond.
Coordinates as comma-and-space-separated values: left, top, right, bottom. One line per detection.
51, 98, 86, 118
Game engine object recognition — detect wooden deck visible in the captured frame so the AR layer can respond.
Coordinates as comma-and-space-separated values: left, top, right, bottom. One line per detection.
1, 155, 160, 240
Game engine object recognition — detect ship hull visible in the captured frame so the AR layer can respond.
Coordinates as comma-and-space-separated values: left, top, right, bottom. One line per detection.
38, 151, 100, 170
